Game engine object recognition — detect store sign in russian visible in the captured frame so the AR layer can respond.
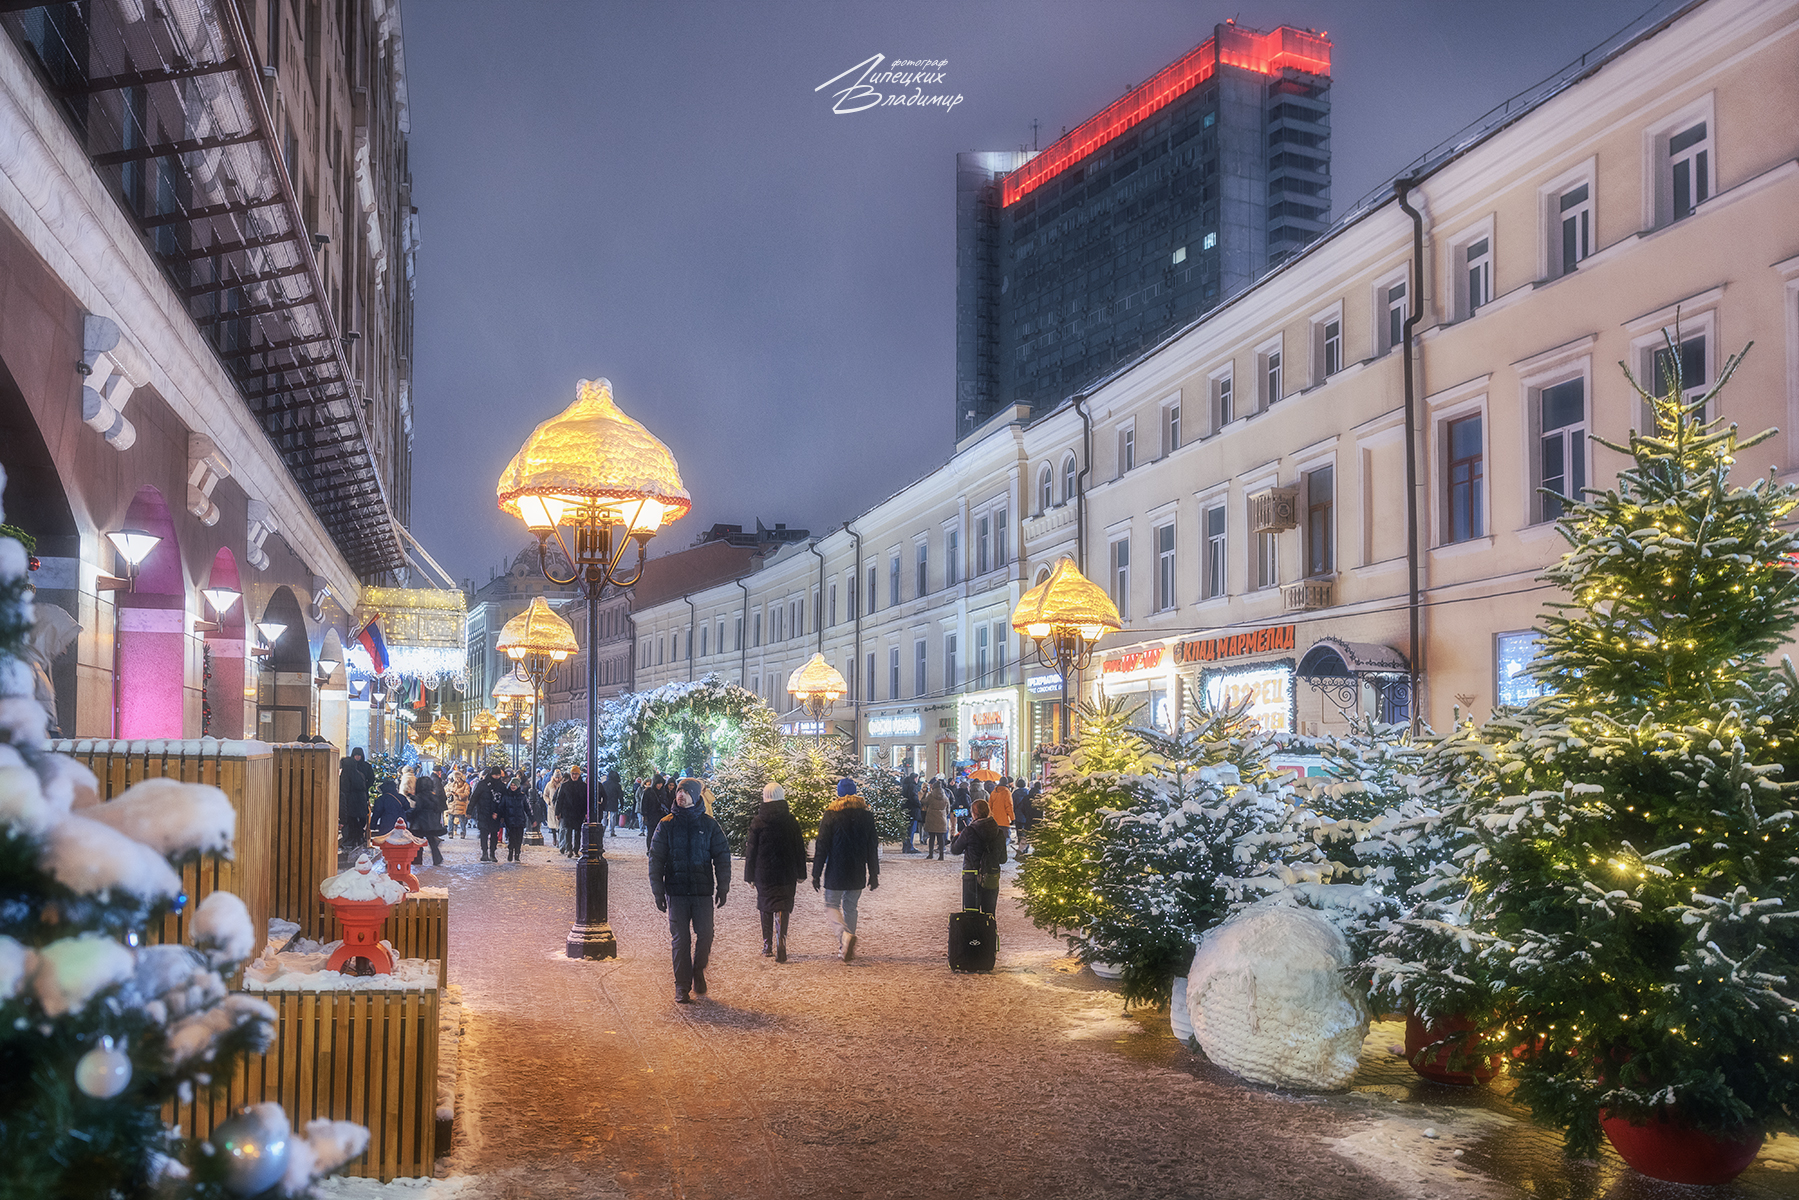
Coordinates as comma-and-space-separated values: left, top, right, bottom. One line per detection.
1202, 663, 1294, 734
1026, 673, 1063, 694
1101, 646, 1165, 674
867, 713, 924, 738
1174, 624, 1295, 665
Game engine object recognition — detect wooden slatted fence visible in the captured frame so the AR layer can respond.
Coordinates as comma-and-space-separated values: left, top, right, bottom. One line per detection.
322, 895, 448, 989
51, 738, 273, 958
164, 987, 440, 1181
268, 743, 339, 937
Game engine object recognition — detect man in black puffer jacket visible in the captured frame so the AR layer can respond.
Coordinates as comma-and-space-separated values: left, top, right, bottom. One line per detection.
648, 777, 731, 1003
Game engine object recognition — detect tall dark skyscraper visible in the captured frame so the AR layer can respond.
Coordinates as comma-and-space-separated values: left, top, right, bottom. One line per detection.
957, 23, 1332, 437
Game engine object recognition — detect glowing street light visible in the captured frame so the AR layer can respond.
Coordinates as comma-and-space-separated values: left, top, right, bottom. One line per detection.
100, 528, 160, 592
497, 595, 578, 808
496, 377, 689, 961
1009, 557, 1121, 745
787, 653, 848, 737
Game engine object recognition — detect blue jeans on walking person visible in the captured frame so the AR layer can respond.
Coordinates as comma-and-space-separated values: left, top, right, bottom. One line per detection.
905, 818, 920, 853
666, 894, 716, 994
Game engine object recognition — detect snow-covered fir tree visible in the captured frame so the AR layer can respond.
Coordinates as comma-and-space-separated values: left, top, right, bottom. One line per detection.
1374, 340, 1799, 1156
0, 467, 366, 1198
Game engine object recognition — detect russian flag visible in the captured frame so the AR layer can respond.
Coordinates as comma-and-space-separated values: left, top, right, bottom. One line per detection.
357, 617, 390, 674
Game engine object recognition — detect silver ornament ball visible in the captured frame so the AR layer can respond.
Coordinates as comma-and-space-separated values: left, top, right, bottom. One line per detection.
74, 1036, 132, 1098
208, 1102, 292, 1196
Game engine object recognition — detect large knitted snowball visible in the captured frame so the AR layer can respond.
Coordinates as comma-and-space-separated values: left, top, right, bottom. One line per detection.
1187, 900, 1369, 1090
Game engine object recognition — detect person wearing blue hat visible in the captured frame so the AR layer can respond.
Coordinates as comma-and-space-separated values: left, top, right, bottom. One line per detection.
811, 777, 880, 961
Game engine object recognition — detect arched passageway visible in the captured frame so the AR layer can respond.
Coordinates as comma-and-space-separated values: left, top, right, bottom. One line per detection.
114, 485, 185, 738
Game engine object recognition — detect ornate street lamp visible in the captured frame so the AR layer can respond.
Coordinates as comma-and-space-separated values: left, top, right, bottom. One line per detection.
496, 378, 689, 960
497, 596, 577, 819
1009, 557, 1121, 746
492, 674, 535, 770
787, 653, 847, 741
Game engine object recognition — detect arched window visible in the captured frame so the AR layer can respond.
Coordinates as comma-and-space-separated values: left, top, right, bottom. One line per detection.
1062, 454, 1078, 504
1037, 465, 1053, 514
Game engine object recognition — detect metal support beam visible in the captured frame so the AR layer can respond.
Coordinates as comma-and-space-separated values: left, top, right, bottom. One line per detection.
138, 195, 281, 227
93, 128, 263, 166
62, 58, 239, 95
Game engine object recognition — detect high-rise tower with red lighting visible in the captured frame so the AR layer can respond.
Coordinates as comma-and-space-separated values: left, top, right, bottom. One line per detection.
957, 22, 1332, 437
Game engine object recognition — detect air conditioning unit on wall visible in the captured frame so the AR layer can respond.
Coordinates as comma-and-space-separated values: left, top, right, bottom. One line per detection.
1250, 486, 1299, 534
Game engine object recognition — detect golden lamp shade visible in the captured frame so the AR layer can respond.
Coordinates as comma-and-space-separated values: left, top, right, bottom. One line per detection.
1010, 557, 1122, 643
428, 714, 455, 737
497, 596, 578, 662
787, 653, 848, 701
492, 673, 537, 705
495, 378, 692, 533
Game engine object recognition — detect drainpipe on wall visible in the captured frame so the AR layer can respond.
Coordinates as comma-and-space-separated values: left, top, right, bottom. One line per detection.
1395, 178, 1426, 737
843, 520, 863, 759
1073, 393, 1093, 577
683, 594, 696, 682
809, 539, 827, 655
736, 579, 750, 689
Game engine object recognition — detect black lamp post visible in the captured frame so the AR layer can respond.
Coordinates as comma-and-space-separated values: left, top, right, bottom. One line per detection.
496, 378, 691, 959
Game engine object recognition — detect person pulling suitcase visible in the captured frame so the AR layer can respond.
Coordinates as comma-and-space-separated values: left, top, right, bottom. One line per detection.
948, 798, 1006, 973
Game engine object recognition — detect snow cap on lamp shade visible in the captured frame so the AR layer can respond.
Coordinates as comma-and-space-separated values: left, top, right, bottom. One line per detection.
496, 595, 578, 661
495, 378, 692, 530
762, 783, 785, 803
1009, 556, 1121, 641
836, 777, 858, 797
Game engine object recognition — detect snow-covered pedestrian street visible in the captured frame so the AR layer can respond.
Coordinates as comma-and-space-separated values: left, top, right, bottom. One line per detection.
317, 834, 1797, 1200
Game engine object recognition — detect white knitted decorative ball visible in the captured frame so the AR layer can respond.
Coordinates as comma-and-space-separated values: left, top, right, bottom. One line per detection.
1187, 900, 1369, 1090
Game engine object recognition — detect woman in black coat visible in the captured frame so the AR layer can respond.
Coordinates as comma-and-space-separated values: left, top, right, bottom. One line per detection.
369, 779, 408, 837
497, 776, 530, 862
741, 783, 807, 962
410, 774, 448, 867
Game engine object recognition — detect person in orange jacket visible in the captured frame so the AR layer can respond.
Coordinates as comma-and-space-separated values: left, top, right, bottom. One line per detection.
988, 778, 1015, 848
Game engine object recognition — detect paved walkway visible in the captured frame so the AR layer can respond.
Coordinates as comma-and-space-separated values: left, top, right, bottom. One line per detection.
381, 828, 1797, 1200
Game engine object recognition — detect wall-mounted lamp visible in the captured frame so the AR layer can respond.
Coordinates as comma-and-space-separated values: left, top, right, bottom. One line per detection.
315, 657, 340, 680
98, 528, 160, 592
252, 621, 287, 659
194, 585, 242, 633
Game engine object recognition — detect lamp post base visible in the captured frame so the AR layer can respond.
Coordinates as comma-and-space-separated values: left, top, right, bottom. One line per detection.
565, 822, 618, 960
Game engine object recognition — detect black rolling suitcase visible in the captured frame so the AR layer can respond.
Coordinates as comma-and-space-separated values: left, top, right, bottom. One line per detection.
949, 909, 998, 973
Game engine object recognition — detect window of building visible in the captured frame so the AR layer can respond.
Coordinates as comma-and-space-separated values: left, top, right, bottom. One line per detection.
1162, 398, 1181, 454
1380, 280, 1408, 356
993, 622, 1009, 685
657, 637, 664, 665
994, 508, 1008, 567
916, 542, 928, 596
1117, 424, 1136, 476
1257, 339, 1283, 408
1536, 378, 1586, 522
813, 588, 822, 633
734, 615, 742, 651
946, 529, 959, 586
1203, 503, 1227, 598
1212, 369, 1233, 429
1667, 120, 1711, 223
888, 555, 900, 607
753, 612, 761, 647
1648, 331, 1708, 422
866, 652, 876, 701
699, 625, 707, 657
915, 639, 927, 696
1554, 182, 1591, 276
890, 646, 901, 699
1253, 518, 1278, 591
1447, 413, 1484, 543
1312, 309, 1343, 384
793, 598, 803, 639
828, 584, 837, 627
1062, 454, 1078, 503
1305, 465, 1334, 577
1496, 631, 1547, 707
868, 566, 877, 612
1459, 234, 1492, 319
976, 515, 990, 575
1155, 522, 1176, 612
1109, 536, 1131, 621
1038, 465, 1053, 513
751, 673, 760, 699
975, 625, 990, 686
945, 634, 958, 690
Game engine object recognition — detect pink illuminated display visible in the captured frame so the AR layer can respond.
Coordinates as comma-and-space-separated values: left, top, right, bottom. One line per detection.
1001, 24, 1331, 207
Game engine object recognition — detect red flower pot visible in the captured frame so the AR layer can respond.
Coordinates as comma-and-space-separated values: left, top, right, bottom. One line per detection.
321, 896, 398, 975
1601, 1110, 1764, 1186
1405, 1012, 1497, 1086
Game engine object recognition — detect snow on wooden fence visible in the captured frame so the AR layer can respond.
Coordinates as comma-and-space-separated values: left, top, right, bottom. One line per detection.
51, 738, 274, 959
165, 987, 440, 1181
322, 894, 449, 989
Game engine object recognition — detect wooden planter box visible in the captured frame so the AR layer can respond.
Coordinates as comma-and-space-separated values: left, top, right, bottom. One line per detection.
52, 738, 274, 958
323, 895, 449, 990
166, 987, 440, 1181
269, 743, 339, 938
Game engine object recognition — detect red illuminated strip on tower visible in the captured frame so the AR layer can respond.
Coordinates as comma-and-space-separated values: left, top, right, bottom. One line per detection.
1001, 24, 1331, 207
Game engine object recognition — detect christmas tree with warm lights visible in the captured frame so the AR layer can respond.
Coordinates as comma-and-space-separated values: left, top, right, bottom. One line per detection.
1382, 339, 1799, 1160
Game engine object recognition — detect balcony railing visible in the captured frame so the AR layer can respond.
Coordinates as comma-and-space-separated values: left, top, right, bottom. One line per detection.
1282, 578, 1333, 611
